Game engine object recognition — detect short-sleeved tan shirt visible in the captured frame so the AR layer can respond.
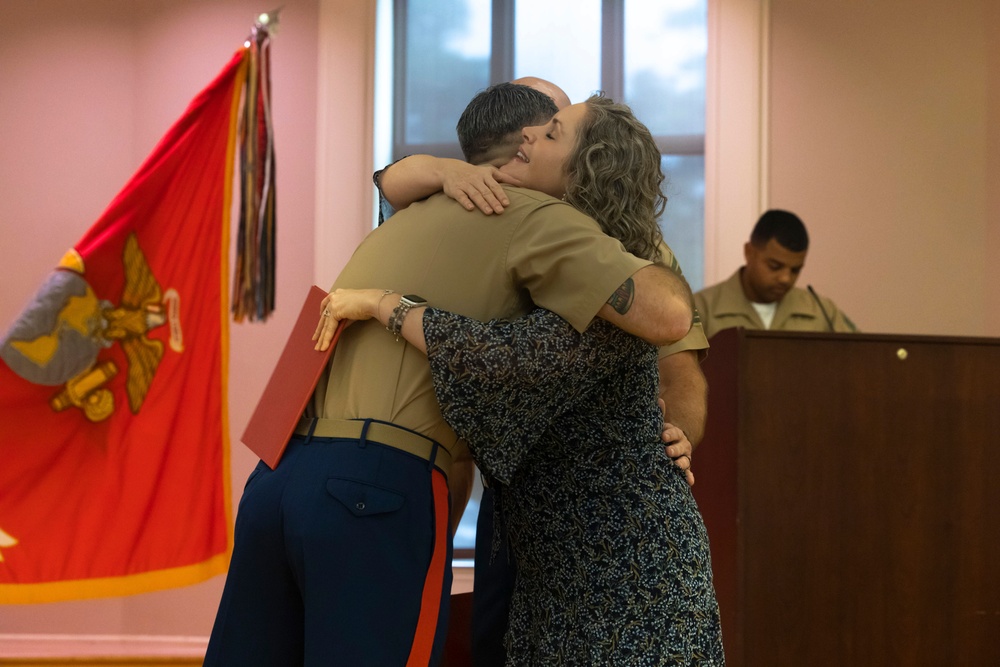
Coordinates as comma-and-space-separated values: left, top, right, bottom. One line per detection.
311, 187, 651, 453
656, 241, 709, 359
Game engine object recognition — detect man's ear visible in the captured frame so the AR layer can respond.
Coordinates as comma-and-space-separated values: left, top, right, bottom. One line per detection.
743, 241, 753, 263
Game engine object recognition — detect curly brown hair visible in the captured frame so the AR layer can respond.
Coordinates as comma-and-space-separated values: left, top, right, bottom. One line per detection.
563, 95, 666, 263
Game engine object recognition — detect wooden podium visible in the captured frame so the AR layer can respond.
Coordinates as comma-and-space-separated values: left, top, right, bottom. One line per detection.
692, 328, 1000, 666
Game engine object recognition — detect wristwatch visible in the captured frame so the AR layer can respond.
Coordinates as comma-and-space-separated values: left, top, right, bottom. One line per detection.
387, 294, 428, 340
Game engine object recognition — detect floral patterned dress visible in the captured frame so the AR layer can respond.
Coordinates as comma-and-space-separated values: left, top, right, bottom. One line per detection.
424, 308, 725, 665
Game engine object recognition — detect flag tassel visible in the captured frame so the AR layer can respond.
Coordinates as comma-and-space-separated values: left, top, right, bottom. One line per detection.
232, 12, 278, 323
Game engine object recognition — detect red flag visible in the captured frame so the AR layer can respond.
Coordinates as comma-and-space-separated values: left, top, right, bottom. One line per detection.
0, 34, 265, 603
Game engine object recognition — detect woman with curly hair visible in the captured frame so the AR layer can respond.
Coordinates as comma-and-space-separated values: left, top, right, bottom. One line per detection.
318, 95, 725, 665
551, 95, 668, 263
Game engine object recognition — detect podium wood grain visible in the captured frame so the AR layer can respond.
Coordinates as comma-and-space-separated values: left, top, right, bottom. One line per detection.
693, 328, 1000, 666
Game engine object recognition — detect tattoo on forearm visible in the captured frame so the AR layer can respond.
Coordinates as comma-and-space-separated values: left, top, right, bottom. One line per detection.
607, 278, 635, 315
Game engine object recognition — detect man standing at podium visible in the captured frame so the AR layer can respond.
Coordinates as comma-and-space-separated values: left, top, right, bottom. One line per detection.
694, 209, 856, 338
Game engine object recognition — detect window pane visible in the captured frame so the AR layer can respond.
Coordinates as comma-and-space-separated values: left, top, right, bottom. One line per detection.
404, 0, 492, 144
513, 0, 601, 105
625, 0, 707, 136
660, 155, 705, 291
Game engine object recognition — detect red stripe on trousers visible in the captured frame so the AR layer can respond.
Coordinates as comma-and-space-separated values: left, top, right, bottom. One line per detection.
406, 469, 449, 667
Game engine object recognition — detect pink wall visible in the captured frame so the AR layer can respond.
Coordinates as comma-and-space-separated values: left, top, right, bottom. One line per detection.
765, 0, 998, 337
0, 0, 327, 645
707, 0, 998, 339
313, 0, 380, 290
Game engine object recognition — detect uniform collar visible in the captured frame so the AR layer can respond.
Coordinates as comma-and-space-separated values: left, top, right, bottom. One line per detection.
716, 268, 818, 325
713, 269, 759, 317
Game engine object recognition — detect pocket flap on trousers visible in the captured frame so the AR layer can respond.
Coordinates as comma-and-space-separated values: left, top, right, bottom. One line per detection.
326, 478, 405, 517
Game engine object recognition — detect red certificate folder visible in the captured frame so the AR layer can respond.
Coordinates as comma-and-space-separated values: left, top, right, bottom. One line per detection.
241, 285, 346, 469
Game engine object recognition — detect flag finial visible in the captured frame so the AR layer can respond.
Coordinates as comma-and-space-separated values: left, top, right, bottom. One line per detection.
255, 8, 282, 35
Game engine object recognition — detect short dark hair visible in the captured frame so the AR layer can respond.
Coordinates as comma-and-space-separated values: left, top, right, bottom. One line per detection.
456, 83, 558, 164
750, 209, 809, 252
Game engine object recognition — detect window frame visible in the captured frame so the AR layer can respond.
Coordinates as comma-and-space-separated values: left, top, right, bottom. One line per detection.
391, 0, 705, 162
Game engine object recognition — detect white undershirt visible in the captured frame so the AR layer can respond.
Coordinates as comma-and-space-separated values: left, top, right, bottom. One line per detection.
751, 301, 777, 329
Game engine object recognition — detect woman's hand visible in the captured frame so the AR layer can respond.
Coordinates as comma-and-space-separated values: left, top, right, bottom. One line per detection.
441, 161, 522, 215
312, 288, 387, 351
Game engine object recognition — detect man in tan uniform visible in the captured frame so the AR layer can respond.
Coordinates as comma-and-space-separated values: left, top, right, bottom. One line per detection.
375, 79, 711, 667
695, 209, 856, 339
206, 83, 694, 667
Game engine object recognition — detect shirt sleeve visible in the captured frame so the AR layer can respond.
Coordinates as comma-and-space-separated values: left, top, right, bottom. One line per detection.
658, 319, 710, 359
506, 201, 651, 333
655, 240, 709, 359
372, 158, 410, 225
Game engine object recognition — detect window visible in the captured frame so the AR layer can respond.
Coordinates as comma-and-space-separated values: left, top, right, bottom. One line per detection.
377, 0, 708, 552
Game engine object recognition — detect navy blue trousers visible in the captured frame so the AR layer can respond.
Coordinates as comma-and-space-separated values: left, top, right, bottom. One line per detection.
471, 486, 515, 667
205, 432, 452, 666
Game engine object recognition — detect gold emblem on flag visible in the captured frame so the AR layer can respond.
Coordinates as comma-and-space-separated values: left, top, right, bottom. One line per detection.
0, 233, 184, 422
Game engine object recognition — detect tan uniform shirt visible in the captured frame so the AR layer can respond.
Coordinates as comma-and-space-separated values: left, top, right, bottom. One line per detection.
694, 269, 857, 340
657, 242, 709, 359
311, 187, 652, 455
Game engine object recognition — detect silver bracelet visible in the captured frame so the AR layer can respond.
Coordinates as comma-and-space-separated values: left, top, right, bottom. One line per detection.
376, 289, 394, 324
